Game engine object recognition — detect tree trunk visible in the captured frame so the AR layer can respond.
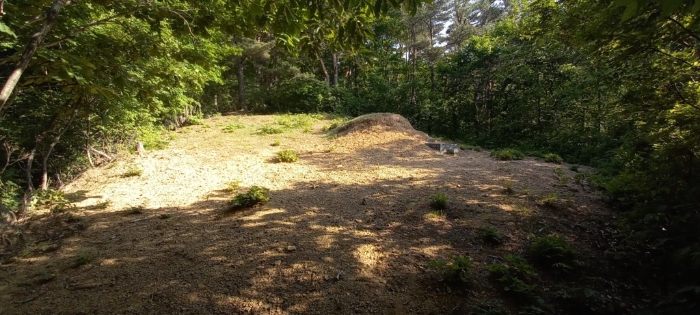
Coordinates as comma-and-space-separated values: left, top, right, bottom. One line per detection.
318, 55, 329, 86
236, 56, 246, 111
40, 108, 77, 190
0, 0, 68, 113
332, 53, 339, 87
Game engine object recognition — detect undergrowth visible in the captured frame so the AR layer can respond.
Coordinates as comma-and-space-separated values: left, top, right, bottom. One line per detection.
429, 193, 448, 210
231, 186, 270, 210
427, 255, 472, 283
277, 150, 299, 162
491, 148, 525, 161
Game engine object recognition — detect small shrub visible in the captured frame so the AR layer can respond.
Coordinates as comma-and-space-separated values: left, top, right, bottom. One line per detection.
222, 123, 245, 133
71, 251, 97, 268
554, 285, 614, 314
1, 180, 22, 214
539, 193, 558, 207
35, 189, 71, 213
553, 168, 569, 185
186, 115, 205, 126
479, 227, 504, 246
488, 255, 537, 296
574, 172, 591, 185
503, 180, 515, 195
271, 140, 281, 146
122, 206, 144, 216
527, 235, 580, 271
122, 165, 143, 177
491, 148, 525, 161
224, 180, 242, 192
276, 113, 321, 129
429, 193, 448, 210
543, 153, 563, 164
137, 126, 170, 150
256, 125, 284, 135
231, 186, 270, 209
427, 255, 472, 283
569, 164, 580, 172
277, 150, 299, 163
470, 301, 509, 315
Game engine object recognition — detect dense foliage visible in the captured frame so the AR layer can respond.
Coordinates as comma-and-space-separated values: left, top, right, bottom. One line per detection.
2, 0, 699, 313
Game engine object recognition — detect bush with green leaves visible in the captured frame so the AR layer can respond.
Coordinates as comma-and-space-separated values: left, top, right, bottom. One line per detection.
231, 186, 270, 209
276, 114, 321, 129
277, 150, 299, 163
0, 180, 22, 215
491, 148, 525, 161
222, 123, 245, 133
122, 165, 143, 177
429, 193, 448, 210
479, 227, 504, 246
256, 125, 285, 135
470, 301, 509, 315
35, 189, 72, 213
527, 235, 581, 271
185, 115, 205, 126
427, 255, 472, 283
137, 126, 170, 150
267, 73, 334, 113
488, 255, 538, 296
543, 153, 563, 164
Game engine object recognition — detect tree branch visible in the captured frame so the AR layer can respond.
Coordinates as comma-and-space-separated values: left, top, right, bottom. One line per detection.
667, 17, 700, 43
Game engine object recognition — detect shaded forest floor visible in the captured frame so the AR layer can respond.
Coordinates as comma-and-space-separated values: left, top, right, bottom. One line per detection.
1, 114, 636, 314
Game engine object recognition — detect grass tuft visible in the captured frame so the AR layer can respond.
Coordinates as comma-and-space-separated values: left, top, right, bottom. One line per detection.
491, 148, 525, 161
277, 150, 299, 163
231, 186, 270, 210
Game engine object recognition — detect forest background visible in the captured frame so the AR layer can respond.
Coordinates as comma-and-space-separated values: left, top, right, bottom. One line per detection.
1, 1, 699, 313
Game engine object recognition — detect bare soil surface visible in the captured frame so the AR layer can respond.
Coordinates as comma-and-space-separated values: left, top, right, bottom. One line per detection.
1, 114, 617, 314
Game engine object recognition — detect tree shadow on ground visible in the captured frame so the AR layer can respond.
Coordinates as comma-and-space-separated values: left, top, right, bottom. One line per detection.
0, 139, 620, 315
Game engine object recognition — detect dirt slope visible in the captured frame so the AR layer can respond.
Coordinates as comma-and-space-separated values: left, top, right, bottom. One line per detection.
0, 114, 614, 315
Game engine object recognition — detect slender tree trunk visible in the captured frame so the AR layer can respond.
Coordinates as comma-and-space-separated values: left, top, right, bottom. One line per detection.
40, 108, 77, 190
332, 53, 339, 87
237, 56, 246, 111
86, 114, 94, 167
0, 0, 68, 113
318, 55, 329, 86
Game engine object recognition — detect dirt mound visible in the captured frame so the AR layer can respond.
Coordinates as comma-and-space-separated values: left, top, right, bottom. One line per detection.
334, 113, 426, 138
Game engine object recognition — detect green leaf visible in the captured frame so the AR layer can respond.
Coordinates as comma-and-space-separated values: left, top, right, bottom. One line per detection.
661, 0, 685, 16
0, 22, 17, 38
621, 0, 638, 21
692, 0, 700, 13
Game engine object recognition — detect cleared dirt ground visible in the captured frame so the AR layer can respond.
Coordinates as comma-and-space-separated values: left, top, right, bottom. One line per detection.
0, 114, 616, 314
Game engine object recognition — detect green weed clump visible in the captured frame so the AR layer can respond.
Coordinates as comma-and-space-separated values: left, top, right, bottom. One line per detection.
276, 114, 321, 129
539, 193, 558, 207
470, 301, 509, 315
186, 115, 205, 126
137, 126, 169, 150
35, 189, 71, 213
222, 123, 245, 133
224, 180, 242, 192
554, 168, 569, 185
479, 227, 504, 246
527, 235, 580, 271
277, 150, 299, 162
231, 186, 270, 209
429, 193, 448, 210
491, 148, 525, 161
256, 125, 285, 135
122, 165, 143, 177
71, 251, 97, 268
271, 140, 281, 146
427, 255, 472, 283
543, 153, 563, 164
488, 254, 538, 296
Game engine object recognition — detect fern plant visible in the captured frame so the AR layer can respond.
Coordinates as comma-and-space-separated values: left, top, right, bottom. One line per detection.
427, 255, 472, 283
